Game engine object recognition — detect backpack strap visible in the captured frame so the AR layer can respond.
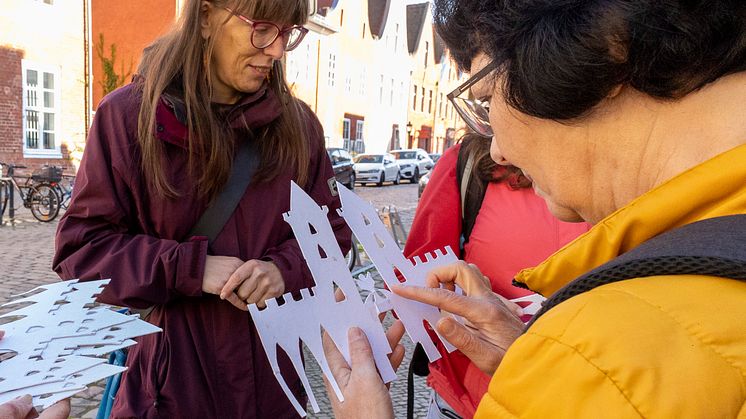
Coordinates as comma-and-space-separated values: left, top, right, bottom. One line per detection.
132, 138, 259, 321
189, 137, 259, 248
456, 142, 489, 256
526, 214, 746, 329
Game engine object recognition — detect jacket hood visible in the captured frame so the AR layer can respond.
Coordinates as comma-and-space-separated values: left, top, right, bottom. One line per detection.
516, 143, 746, 297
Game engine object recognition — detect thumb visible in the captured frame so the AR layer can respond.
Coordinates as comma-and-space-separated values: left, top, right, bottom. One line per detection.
348, 327, 377, 375
0, 395, 35, 419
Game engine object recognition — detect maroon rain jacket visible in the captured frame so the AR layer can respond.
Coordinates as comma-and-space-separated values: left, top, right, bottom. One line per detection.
53, 82, 351, 418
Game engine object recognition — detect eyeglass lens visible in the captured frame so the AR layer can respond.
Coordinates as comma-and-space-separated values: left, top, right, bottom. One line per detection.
453, 97, 493, 137
252, 23, 304, 51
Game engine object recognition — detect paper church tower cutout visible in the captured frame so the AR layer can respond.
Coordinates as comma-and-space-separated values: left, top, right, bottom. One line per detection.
249, 182, 459, 417
0, 279, 161, 409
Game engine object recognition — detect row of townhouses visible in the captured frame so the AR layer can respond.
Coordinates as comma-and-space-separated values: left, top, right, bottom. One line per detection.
0, 0, 466, 172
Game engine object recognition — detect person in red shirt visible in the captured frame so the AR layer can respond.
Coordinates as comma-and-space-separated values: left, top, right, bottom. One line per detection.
404, 134, 590, 418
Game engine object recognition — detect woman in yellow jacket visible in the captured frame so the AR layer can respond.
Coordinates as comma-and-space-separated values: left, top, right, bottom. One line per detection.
321, 0, 746, 417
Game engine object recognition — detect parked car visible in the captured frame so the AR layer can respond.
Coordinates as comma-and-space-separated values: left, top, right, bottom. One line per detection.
390, 148, 434, 183
418, 170, 431, 198
429, 153, 442, 164
354, 154, 401, 186
327, 147, 355, 190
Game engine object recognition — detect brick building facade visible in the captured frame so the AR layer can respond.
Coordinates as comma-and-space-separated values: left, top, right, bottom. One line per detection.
0, 1, 84, 174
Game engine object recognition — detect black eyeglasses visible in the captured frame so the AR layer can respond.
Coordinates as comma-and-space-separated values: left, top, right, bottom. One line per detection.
447, 60, 499, 137
224, 7, 309, 52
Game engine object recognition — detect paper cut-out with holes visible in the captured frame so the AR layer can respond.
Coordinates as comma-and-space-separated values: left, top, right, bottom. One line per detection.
249, 183, 397, 417
338, 183, 459, 361
249, 182, 459, 417
0, 279, 161, 409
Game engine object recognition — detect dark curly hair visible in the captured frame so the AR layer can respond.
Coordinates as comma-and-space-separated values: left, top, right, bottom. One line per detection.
434, 0, 746, 120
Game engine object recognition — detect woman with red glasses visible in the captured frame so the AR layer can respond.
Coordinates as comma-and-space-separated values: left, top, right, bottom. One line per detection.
54, 1, 349, 417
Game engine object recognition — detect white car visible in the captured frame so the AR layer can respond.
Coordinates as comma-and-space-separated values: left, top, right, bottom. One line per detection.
391, 148, 434, 183
354, 154, 401, 186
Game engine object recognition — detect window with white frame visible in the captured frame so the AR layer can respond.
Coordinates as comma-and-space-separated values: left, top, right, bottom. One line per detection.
345, 75, 352, 93
328, 53, 336, 87
342, 118, 351, 150
31, 0, 54, 4
22, 61, 61, 157
355, 120, 364, 153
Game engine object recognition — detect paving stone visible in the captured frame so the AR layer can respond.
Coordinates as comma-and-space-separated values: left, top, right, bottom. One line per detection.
1, 184, 434, 418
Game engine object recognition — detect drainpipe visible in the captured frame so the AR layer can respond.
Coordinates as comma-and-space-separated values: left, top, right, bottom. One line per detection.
83, 0, 90, 140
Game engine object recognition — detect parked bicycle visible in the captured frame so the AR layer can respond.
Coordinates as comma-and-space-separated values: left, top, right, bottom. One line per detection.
0, 163, 61, 222
51, 174, 76, 211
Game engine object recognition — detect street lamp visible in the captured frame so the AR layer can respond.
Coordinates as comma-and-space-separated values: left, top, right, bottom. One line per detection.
406, 122, 413, 148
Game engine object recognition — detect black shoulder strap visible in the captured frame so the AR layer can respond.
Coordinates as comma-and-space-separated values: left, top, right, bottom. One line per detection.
456, 142, 488, 255
527, 214, 746, 329
189, 138, 259, 247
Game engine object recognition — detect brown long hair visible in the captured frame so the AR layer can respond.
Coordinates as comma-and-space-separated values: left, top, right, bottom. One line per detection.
136, 0, 310, 200
459, 132, 531, 191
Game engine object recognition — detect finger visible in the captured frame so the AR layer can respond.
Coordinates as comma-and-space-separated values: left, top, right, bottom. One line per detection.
39, 399, 70, 419
334, 287, 345, 303
386, 320, 405, 352
226, 292, 249, 311
436, 317, 503, 374
237, 273, 261, 302
347, 327, 379, 377
426, 261, 491, 296
388, 344, 406, 372
0, 395, 35, 419
220, 260, 256, 299
391, 284, 491, 321
322, 331, 351, 387
0, 330, 5, 339
495, 294, 524, 319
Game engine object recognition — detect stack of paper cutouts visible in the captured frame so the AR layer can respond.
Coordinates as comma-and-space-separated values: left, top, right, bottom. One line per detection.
0, 279, 161, 409
249, 182, 461, 417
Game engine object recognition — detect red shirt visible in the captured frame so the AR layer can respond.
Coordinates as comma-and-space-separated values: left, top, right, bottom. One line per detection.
404, 143, 590, 418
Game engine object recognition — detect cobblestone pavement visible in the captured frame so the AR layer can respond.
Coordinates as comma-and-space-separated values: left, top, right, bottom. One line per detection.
0, 183, 432, 418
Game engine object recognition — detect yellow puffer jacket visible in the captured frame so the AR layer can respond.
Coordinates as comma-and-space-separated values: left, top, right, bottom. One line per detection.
476, 144, 746, 418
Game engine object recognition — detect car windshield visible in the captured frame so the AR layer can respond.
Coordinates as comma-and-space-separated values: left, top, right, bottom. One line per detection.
392, 151, 416, 160
356, 155, 383, 164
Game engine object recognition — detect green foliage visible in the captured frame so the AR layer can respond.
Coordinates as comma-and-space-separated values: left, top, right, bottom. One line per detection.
95, 33, 133, 96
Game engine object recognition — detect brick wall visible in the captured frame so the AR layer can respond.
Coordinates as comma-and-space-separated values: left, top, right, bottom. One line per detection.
0, 47, 24, 168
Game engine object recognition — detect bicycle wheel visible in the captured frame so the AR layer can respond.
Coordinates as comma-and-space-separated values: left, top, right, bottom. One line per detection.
345, 237, 360, 271
29, 183, 61, 222
0, 181, 9, 218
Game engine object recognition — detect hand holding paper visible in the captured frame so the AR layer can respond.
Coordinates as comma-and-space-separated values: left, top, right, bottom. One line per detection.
203, 255, 246, 310
392, 261, 524, 375
322, 327, 397, 419
220, 259, 284, 309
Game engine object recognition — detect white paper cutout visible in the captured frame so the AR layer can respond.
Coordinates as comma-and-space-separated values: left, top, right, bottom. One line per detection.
249, 183, 397, 417
0, 279, 161, 409
337, 183, 459, 361
249, 182, 461, 417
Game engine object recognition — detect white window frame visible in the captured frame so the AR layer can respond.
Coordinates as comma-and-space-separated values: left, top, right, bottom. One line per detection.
355, 120, 364, 141
22, 60, 62, 159
328, 53, 336, 87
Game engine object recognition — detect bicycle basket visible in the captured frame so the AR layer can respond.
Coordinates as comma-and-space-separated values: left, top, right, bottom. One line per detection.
32, 165, 63, 183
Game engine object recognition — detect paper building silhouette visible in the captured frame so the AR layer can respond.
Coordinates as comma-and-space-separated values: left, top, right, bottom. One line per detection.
249, 182, 458, 417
